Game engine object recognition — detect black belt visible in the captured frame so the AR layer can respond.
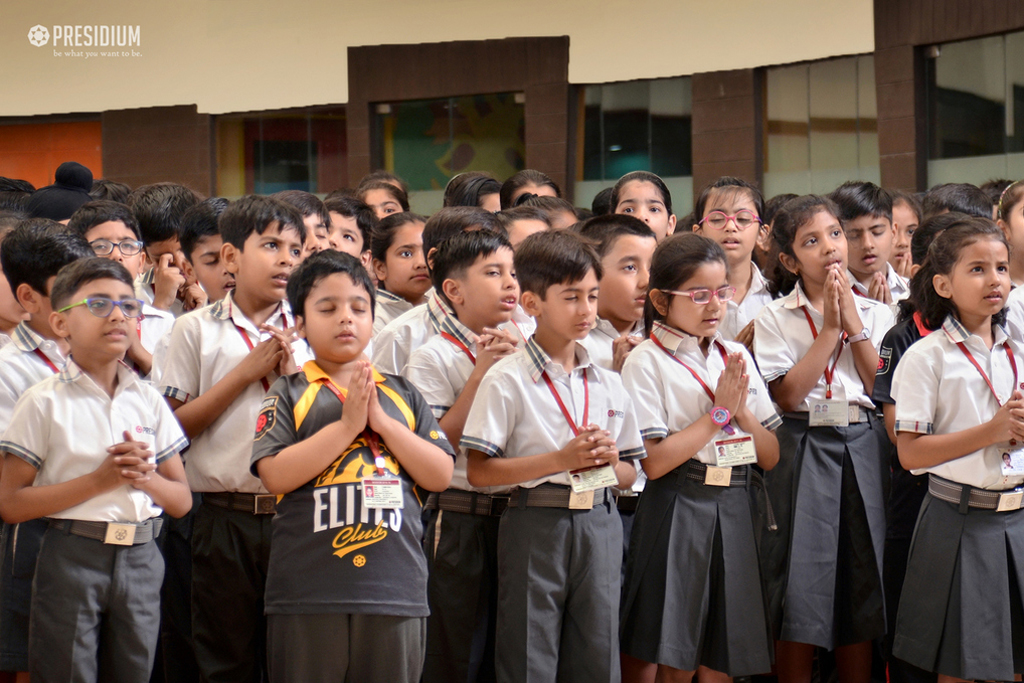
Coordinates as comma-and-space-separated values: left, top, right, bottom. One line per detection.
674, 461, 777, 531
203, 491, 277, 515
47, 517, 163, 545
615, 493, 640, 512
508, 484, 612, 510
928, 474, 1024, 512
425, 489, 509, 517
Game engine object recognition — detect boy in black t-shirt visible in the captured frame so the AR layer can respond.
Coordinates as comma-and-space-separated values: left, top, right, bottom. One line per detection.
251, 250, 455, 683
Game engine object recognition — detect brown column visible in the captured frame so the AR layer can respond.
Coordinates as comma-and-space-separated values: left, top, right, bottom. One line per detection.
874, 44, 920, 191
101, 105, 214, 194
690, 69, 761, 194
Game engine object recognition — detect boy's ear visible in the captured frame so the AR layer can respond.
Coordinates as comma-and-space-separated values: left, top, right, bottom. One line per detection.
294, 315, 306, 340
932, 272, 954, 300
441, 278, 462, 308
778, 252, 800, 276
15, 283, 43, 314
426, 247, 438, 271
520, 290, 542, 317
181, 258, 196, 282
48, 310, 70, 339
649, 289, 670, 317
360, 250, 372, 271
221, 242, 240, 275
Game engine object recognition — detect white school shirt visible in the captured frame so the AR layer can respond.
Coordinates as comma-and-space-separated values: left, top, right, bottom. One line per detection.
719, 263, 775, 342
507, 304, 536, 344
754, 281, 894, 411
893, 316, 1024, 490
0, 332, 10, 348
0, 323, 67, 435
159, 292, 312, 493
0, 359, 188, 522
405, 312, 511, 494
580, 318, 644, 372
135, 268, 185, 317
371, 292, 454, 376
621, 322, 782, 465
373, 288, 419, 336
461, 337, 646, 489
1004, 286, 1024, 340
848, 263, 910, 304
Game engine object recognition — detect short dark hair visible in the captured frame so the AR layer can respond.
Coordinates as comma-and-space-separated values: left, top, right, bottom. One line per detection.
324, 194, 376, 252
271, 190, 329, 228
444, 172, 501, 209
500, 170, 561, 210
518, 195, 577, 218
0, 178, 34, 194
357, 171, 409, 196
763, 193, 798, 227
370, 212, 427, 264
430, 230, 513, 308
591, 187, 614, 216
610, 171, 673, 216
910, 211, 968, 267
423, 207, 500, 263
50, 257, 136, 311
0, 210, 27, 233
495, 206, 551, 237
829, 181, 892, 223
357, 181, 411, 212
981, 178, 1014, 206
219, 195, 305, 250
287, 249, 375, 320
1, 219, 94, 294
693, 176, 764, 225
127, 183, 204, 245
89, 179, 131, 204
514, 230, 602, 298
922, 183, 992, 220
0, 192, 30, 213
180, 198, 230, 261
68, 200, 141, 240
577, 214, 656, 258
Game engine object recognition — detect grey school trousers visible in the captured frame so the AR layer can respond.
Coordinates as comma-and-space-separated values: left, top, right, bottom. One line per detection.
496, 501, 622, 683
30, 525, 164, 683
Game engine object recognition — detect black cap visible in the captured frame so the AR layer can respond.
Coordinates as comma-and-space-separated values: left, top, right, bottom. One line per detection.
26, 161, 95, 221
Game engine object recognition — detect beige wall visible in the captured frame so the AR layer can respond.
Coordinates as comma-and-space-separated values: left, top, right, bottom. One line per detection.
2, 0, 873, 117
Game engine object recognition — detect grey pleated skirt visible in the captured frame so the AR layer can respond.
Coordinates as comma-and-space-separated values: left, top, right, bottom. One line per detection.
760, 414, 888, 650
619, 465, 774, 676
893, 489, 1024, 681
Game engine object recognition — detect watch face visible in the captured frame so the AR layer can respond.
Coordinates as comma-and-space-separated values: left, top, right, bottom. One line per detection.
711, 407, 730, 425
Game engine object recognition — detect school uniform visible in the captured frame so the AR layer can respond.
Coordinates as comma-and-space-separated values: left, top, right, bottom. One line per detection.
135, 267, 186, 317
891, 316, 1024, 681
406, 313, 511, 683
461, 338, 645, 683
849, 263, 910, 303
754, 281, 894, 649
371, 292, 454, 376
579, 317, 643, 372
871, 313, 937, 683
159, 291, 311, 683
0, 359, 188, 683
618, 322, 780, 675
719, 263, 775, 341
373, 287, 420, 336
0, 322, 65, 673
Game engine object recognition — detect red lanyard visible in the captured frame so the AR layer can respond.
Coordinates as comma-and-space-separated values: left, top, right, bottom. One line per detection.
33, 349, 59, 374
234, 324, 271, 392
956, 341, 1018, 408
542, 370, 588, 436
440, 332, 476, 364
802, 307, 845, 399
319, 376, 387, 476
650, 334, 728, 403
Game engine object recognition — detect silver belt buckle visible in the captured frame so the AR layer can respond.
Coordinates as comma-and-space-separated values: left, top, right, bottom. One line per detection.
997, 489, 1024, 512
848, 405, 861, 423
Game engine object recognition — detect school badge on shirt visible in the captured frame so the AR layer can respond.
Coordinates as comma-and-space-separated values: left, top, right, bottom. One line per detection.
254, 396, 278, 441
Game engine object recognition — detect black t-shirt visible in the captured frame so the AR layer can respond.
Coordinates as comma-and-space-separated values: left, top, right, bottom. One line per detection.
251, 362, 455, 616
873, 314, 931, 540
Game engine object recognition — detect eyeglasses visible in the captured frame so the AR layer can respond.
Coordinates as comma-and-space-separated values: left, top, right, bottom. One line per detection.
664, 286, 737, 305
57, 297, 145, 318
90, 239, 144, 257
698, 210, 761, 230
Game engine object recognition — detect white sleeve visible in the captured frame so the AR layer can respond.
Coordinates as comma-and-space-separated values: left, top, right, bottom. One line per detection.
405, 346, 458, 420
460, 369, 518, 458
0, 390, 51, 469
892, 345, 939, 435
159, 316, 202, 403
754, 304, 796, 383
620, 348, 670, 442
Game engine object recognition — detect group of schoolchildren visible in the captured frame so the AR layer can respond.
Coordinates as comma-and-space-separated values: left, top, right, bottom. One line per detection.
0, 160, 1022, 683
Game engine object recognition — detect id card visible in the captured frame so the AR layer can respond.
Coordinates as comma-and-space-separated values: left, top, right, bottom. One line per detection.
1000, 447, 1024, 476
809, 399, 849, 427
104, 523, 136, 546
713, 435, 756, 467
362, 477, 404, 509
569, 463, 619, 493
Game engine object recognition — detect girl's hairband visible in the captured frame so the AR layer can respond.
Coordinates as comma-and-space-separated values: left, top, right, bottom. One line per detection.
997, 179, 1024, 215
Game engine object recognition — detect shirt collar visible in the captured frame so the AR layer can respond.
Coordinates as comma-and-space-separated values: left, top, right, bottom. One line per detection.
438, 312, 477, 351
426, 291, 453, 334
12, 322, 46, 353
302, 360, 385, 390
375, 288, 407, 305
58, 358, 139, 393
783, 279, 876, 313
651, 321, 723, 358
140, 267, 156, 286
523, 336, 593, 383
749, 263, 770, 295
590, 317, 642, 340
212, 291, 293, 332
941, 314, 1010, 347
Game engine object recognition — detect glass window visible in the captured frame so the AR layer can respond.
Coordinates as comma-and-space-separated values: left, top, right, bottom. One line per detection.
578, 77, 692, 217
764, 55, 878, 197
374, 93, 525, 214
215, 109, 347, 197
926, 29, 1024, 185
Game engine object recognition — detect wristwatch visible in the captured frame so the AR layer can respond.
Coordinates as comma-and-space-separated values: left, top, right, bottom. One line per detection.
710, 407, 735, 434
845, 328, 871, 344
